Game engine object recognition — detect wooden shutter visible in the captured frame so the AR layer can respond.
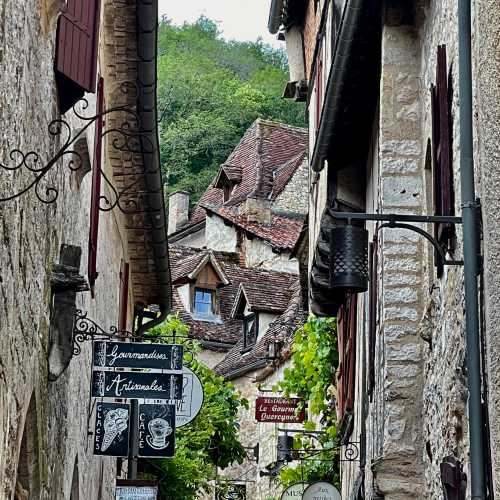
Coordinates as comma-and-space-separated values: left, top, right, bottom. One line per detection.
88, 77, 104, 296
56, 0, 100, 92
118, 260, 130, 331
368, 236, 378, 398
431, 44, 454, 273
315, 47, 323, 130
337, 294, 357, 423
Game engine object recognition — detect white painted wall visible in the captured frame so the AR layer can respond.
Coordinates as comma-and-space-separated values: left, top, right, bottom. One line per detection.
257, 312, 278, 343
245, 237, 299, 274
205, 214, 237, 252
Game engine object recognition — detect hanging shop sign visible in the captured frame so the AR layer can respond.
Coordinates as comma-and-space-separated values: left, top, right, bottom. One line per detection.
92, 370, 183, 400
138, 404, 176, 458
255, 397, 305, 423
94, 402, 130, 457
168, 367, 204, 428
302, 481, 341, 500
115, 480, 158, 500
280, 482, 308, 499
93, 341, 183, 371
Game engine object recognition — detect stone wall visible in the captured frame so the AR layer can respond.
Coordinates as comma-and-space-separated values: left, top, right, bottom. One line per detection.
0, 0, 133, 498
353, 12, 427, 500
274, 159, 309, 215
206, 214, 238, 253
244, 237, 299, 274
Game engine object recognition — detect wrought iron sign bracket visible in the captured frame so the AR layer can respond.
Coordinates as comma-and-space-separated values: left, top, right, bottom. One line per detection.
277, 428, 360, 462
72, 310, 195, 362
329, 209, 465, 266
1, 89, 156, 213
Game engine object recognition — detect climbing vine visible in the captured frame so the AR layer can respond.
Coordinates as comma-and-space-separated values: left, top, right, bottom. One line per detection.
277, 316, 340, 490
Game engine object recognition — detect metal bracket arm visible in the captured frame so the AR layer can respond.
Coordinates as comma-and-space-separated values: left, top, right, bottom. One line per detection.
329, 210, 464, 266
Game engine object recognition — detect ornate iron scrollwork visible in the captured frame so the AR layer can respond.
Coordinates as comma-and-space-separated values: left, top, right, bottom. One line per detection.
72, 310, 195, 365
0, 82, 156, 213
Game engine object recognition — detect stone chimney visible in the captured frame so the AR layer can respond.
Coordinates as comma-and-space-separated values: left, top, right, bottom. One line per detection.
168, 191, 189, 235
244, 197, 271, 224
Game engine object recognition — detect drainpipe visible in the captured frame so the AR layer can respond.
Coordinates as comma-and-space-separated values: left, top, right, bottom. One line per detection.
458, 1, 486, 498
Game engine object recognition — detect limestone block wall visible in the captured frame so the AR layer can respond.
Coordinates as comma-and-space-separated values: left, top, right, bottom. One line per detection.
0, 0, 127, 498
362, 18, 427, 500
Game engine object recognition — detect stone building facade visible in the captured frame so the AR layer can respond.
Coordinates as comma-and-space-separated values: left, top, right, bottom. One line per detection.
168, 119, 310, 499
1, 0, 169, 498
270, 0, 500, 498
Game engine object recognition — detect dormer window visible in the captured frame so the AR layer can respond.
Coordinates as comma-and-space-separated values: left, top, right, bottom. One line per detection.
243, 313, 257, 349
193, 288, 215, 315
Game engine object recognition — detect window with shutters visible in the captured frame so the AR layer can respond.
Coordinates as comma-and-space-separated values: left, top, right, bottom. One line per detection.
336, 294, 357, 434
55, 0, 101, 113
88, 77, 104, 297
431, 45, 454, 276
118, 260, 129, 331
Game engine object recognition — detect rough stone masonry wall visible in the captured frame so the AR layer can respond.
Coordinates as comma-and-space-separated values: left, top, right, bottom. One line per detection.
365, 15, 427, 500
475, 0, 500, 496
417, 1, 473, 497
0, 1, 120, 498
273, 159, 309, 215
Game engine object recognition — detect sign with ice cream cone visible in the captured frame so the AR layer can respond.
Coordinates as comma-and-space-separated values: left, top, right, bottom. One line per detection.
94, 402, 130, 457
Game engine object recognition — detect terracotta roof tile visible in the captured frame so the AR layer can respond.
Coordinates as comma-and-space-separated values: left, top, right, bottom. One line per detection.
169, 245, 299, 346
214, 281, 306, 378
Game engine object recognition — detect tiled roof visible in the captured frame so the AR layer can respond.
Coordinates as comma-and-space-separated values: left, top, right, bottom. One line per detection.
214, 280, 306, 378
169, 245, 299, 346
204, 206, 305, 250
189, 119, 307, 224
232, 282, 294, 318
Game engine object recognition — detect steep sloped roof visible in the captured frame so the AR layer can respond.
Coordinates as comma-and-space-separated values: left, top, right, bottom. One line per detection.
231, 282, 294, 318
214, 280, 306, 378
169, 245, 299, 346
189, 119, 308, 225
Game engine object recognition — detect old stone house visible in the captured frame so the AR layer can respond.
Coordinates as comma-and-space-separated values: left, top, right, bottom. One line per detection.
270, 0, 500, 498
0, 0, 169, 498
167, 119, 310, 498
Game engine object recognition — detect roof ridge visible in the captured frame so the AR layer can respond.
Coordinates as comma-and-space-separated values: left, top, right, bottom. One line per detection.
254, 117, 308, 134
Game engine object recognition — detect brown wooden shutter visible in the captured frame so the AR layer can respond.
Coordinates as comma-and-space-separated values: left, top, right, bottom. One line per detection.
88, 77, 104, 296
431, 44, 454, 276
336, 294, 357, 423
368, 235, 378, 398
118, 260, 130, 331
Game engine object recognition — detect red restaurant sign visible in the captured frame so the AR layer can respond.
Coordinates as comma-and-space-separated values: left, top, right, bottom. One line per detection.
255, 397, 305, 423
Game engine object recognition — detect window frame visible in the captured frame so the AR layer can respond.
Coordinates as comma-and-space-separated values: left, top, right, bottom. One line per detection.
242, 313, 258, 350
193, 287, 215, 316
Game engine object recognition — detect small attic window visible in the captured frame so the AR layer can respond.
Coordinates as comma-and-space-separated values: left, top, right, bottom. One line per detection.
193, 288, 214, 315
243, 313, 257, 349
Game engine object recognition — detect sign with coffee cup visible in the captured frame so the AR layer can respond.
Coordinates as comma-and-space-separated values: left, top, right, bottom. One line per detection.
138, 404, 176, 458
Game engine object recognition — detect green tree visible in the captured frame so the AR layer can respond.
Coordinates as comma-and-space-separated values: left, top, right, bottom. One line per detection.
141, 315, 249, 499
157, 16, 306, 204
276, 316, 340, 490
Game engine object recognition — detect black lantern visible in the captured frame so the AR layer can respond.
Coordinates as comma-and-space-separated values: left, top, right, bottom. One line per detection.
277, 434, 294, 463
330, 224, 368, 293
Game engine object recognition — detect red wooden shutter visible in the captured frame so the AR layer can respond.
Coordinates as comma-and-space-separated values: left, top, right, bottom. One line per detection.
118, 261, 130, 331
368, 236, 378, 397
336, 294, 357, 423
431, 45, 454, 275
315, 51, 323, 130
56, 0, 100, 92
88, 77, 104, 296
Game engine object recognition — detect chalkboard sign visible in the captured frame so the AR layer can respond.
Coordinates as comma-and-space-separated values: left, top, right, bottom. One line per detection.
92, 371, 183, 400
93, 341, 183, 370
138, 404, 176, 457
94, 402, 130, 457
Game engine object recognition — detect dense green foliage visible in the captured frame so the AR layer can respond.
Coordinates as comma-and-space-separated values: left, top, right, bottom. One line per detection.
157, 16, 306, 204
142, 315, 249, 499
276, 316, 340, 490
